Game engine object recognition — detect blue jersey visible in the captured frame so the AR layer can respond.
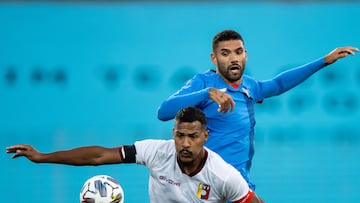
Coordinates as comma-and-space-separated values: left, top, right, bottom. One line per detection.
158, 57, 326, 190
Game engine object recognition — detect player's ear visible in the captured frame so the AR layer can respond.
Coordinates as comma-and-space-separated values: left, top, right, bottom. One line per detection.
204, 129, 209, 141
245, 49, 248, 61
210, 52, 217, 65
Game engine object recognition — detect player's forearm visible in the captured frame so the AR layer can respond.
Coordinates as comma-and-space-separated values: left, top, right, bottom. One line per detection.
261, 57, 325, 97
157, 88, 209, 121
38, 146, 108, 166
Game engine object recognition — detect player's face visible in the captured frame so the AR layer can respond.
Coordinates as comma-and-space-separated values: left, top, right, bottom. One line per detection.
211, 40, 247, 84
173, 121, 208, 167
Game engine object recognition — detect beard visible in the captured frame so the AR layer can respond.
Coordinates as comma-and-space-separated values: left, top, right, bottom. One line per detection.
178, 150, 195, 166
217, 62, 245, 83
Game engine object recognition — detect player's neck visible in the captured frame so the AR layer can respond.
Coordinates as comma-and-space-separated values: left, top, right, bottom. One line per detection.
226, 80, 241, 89
178, 149, 208, 176
216, 73, 242, 87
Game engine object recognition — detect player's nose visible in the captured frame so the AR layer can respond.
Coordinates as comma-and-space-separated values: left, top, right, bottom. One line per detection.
182, 137, 191, 147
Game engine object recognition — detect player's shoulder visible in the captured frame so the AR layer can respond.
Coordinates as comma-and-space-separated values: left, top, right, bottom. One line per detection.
185, 70, 218, 87
135, 139, 174, 152
134, 139, 176, 168
200, 69, 217, 78
135, 139, 175, 160
196, 70, 224, 86
205, 148, 238, 177
242, 74, 261, 92
242, 74, 257, 83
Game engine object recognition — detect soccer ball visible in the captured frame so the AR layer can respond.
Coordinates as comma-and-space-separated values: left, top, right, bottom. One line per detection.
80, 175, 124, 203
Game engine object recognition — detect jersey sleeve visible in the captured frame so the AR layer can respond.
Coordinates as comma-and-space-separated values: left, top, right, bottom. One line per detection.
157, 74, 210, 121
232, 190, 254, 203
257, 57, 326, 99
223, 165, 254, 202
133, 139, 168, 168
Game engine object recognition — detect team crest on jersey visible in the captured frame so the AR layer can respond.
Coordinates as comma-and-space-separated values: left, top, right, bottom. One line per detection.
196, 183, 210, 200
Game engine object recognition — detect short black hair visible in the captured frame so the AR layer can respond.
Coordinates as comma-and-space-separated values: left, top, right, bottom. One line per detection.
212, 30, 244, 52
175, 106, 207, 127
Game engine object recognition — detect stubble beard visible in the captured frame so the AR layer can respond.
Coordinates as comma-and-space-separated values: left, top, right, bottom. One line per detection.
218, 62, 245, 84
178, 150, 194, 166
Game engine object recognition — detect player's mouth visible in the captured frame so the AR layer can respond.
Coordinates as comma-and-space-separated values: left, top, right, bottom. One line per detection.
229, 65, 241, 74
179, 150, 192, 158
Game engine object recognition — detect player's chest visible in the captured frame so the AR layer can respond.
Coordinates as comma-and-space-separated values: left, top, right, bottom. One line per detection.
151, 167, 224, 202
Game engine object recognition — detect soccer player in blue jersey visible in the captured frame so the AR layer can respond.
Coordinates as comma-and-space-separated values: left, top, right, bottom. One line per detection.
157, 29, 359, 190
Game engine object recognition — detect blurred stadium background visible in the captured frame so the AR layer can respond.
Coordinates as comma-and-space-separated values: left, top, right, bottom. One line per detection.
1, 1, 359, 202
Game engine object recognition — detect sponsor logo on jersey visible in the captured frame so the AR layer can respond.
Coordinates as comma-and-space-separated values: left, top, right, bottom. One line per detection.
159, 176, 181, 187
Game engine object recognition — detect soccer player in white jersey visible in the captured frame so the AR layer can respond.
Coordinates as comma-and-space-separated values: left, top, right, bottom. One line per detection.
7, 107, 264, 203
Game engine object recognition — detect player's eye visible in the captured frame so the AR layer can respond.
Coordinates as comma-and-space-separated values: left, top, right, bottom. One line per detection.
220, 50, 230, 56
188, 134, 198, 139
175, 133, 184, 138
236, 48, 244, 55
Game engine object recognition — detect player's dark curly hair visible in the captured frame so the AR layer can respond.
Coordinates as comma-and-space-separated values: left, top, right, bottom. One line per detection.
175, 106, 207, 126
212, 30, 244, 52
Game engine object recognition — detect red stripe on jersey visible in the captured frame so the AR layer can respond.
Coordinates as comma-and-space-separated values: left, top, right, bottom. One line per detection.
233, 189, 254, 203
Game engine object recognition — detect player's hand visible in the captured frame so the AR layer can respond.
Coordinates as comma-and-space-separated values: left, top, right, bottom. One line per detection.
325, 46, 359, 65
6, 144, 42, 162
209, 88, 235, 114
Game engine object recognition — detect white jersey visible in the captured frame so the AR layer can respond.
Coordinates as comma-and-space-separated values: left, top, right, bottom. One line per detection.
134, 139, 251, 203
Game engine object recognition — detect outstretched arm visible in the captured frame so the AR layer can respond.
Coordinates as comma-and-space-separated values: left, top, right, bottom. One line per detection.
6, 144, 122, 166
260, 46, 358, 98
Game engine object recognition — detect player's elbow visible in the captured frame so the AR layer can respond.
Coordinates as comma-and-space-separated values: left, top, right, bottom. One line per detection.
88, 157, 108, 166
158, 115, 168, 121
157, 111, 171, 121
157, 107, 173, 121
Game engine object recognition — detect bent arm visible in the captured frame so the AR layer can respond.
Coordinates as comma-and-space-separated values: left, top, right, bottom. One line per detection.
157, 88, 209, 121
6, 144, 122, 166
158, 73, 212, 121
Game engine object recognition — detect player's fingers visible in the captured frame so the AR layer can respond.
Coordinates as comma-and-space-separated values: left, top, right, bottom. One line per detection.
217, 104, 222, 112
226, 95, 236, 112
218, 103, 228, 113
12, 153, 23, 159
339, 47, 359, 55
229, 98, 235, 112
6, 144, 27, 152
217, 93, 226, 112
217, 101, 229, 114
219, 98, 227, 113
225, 100, 232, 113
221, 99, 232, 114
212, 89, 234, 114
221, 94, 235, 113
221, 105, 229, 114
6, 146, 20, 153
347, 47, 358, 55
343, 46, 359, 52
